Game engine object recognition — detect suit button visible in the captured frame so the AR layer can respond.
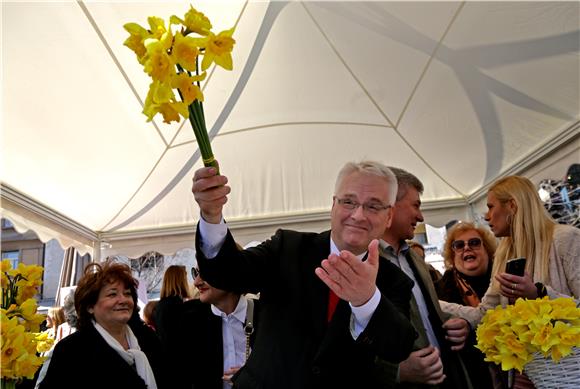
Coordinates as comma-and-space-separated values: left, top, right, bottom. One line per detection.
312, 366, 321, 375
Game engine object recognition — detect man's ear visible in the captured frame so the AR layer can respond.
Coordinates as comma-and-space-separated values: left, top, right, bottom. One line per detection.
88, 306, 94, 315
385, 207, 394, 229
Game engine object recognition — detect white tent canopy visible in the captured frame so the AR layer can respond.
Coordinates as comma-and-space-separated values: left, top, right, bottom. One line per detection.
2, 1, 579, 258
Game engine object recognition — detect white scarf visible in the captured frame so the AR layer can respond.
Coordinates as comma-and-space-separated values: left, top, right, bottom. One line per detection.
93, 321, 158, 389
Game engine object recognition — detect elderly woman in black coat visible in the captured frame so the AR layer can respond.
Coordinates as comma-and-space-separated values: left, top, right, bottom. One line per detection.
38, 261, 167, 389
435, 222, 497, 389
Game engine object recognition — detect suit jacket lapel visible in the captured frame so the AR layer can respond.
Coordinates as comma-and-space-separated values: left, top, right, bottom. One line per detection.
406, 250, 447, 322
405, 250, 451, 351
306, 230, 333, 340
208, 310, 225, 380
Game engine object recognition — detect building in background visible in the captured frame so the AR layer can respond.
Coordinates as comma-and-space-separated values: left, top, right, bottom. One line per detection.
1, 218, 90, 308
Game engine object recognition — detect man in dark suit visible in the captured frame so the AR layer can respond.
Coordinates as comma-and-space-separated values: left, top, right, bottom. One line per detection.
154, 268, 258, 389
376, 167, 473, 389
192, 161, 417, 389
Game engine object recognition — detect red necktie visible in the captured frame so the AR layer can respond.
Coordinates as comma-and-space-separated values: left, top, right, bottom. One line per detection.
327, 289, 340, 322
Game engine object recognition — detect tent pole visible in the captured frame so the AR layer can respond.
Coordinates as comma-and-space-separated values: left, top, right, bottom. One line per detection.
94, 235, 102, 262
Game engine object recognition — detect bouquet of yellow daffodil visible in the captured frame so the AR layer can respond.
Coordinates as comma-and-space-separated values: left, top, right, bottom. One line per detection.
476, 297, 580, 374
1, 259, 52, 388
124, 4, 236, 172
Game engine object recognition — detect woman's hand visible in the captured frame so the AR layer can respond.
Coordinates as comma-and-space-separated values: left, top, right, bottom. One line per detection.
495, 271, 537, 301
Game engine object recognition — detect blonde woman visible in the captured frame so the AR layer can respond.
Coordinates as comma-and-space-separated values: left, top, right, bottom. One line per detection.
440, 176, 580, 388
436, 222, 496, 309
441, 176, 579, 321
45, 307, 65, 341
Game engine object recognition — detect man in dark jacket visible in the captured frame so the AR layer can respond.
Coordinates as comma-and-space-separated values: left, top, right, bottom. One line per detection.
154, 268, 259, 389
376, 166, 473, 389
191, 160, 417, 389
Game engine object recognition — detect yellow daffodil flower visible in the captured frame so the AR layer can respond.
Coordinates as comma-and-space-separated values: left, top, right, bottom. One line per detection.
35, 332, 54, 354
550, 298, 580, 321
172, 32, 201, 72
1, 261, 46, 381
143, 81, 189, 124
200, 28, 236, 71
19, 298, 37, 319
123, 23, 150, 63
124, 4, 235, 172
144, 31, 175, 83
1, 259, 11, 272
476, 297, 580, 372
171, 5, 212, 36
171, 72, 205, 105
147, 16, 167, 39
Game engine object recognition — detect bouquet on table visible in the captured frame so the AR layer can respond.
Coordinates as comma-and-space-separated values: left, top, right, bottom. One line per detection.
124, 4, 236, 173
1, 260, 53, 388
476, 297, 580, 387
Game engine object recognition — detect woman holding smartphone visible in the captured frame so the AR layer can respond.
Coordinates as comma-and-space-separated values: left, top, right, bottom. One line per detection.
442, 175, 579, 319
440, 175, 579, 388
484, 175, 579, 303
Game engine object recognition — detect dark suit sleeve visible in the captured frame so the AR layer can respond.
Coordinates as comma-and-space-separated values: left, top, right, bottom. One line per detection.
355, 258, 416, 363
195, 225, 281, 294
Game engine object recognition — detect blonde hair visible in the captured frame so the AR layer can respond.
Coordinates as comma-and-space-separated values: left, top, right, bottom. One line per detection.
488, 176, 555, 288
48, 306, 66, 331
160, 265, 191, 299
442, 222, 497, 270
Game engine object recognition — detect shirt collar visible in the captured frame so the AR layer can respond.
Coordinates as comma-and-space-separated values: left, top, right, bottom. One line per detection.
330, 238, 367, 260
380, 239, 410, 255
210, 295, 248, 322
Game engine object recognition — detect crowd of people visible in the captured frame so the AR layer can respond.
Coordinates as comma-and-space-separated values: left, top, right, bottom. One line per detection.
29, 160, 578, 389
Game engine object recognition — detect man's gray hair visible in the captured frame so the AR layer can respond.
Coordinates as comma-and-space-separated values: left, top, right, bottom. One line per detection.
63, 293, 78, 328
335, 161, 398, 205
388, 166, 424, 201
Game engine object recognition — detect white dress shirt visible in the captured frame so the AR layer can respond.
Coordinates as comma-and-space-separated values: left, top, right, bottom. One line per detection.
381, 240, 440, 349
211, 295, 249, 389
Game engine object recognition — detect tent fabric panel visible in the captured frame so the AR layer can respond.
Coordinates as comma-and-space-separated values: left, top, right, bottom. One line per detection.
1, 201, 95, 257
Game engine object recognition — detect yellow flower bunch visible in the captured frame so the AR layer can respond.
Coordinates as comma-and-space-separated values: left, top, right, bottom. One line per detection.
476, 297, 580, 372
1, 259, 48, 382
124, 5, 236, 172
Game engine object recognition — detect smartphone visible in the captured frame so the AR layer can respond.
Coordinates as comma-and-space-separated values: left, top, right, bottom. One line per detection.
506, 257, 526, 277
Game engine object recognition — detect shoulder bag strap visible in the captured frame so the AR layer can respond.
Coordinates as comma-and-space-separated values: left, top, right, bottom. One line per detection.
244, 298, 255, 362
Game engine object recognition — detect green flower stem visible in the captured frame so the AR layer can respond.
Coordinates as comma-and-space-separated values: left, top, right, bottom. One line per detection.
187, 101, 219, 173
1, 379, 17, 389
175, 64, 219, 174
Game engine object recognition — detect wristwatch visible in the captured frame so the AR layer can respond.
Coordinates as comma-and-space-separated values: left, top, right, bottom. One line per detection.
535, 282, 547, 298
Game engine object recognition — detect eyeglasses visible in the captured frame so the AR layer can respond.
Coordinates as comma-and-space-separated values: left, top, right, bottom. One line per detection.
336, 198, 391, 215
191, 267, 200, 279
451, 237, 482, 252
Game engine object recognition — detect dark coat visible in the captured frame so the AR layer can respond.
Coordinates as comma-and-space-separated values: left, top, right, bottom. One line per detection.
154, 296, 259, 389
196, 228, 417, 389
374, 248, 474, 389
435, 268, 494, 389
38, 318, 167, 389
